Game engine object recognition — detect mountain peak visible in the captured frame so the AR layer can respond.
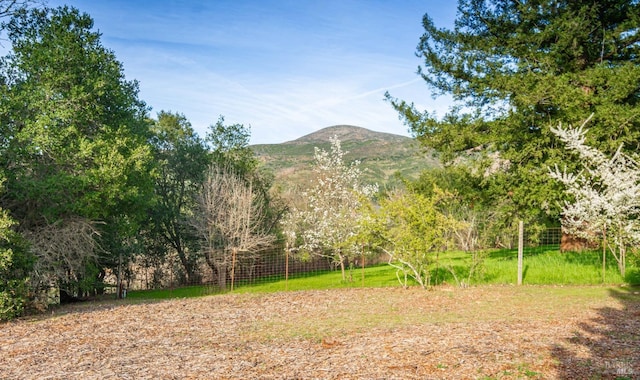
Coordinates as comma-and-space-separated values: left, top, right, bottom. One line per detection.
287, 125, 409, 144
250, 124, 440, 190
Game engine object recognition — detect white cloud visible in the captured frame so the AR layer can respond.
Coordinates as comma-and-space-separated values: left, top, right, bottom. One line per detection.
41, 0, 458, 144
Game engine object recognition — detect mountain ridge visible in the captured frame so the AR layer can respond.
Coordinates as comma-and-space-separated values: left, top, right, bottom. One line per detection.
284, 125, 410, 145
251, 125, 439, 190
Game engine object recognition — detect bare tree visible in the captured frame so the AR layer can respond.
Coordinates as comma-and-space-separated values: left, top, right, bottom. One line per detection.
194, 164, 275, 290
23, 217, 101, 303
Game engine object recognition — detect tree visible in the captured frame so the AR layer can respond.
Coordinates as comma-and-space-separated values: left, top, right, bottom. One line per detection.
362, 188, 458, 289
0, 0, 43, 20
0, 6, 155, 297
25, 217, 101, 301
193, 164, 275, 291
549, 115, 640, 278
388, 0, 640, 226
0, 176, 32, 320
206, 117, 286, 242
282, 137, 377, 281
147, 111, 209, 284
206, 116, 256, 174
409, 163, 514, 248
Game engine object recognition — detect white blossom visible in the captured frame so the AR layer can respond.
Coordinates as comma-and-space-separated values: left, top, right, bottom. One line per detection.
281, 136, 377, 280
549, 114, 640, 277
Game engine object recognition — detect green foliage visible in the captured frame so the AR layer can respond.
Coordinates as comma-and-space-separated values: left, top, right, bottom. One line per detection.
411, 164, 542, 249
147, 111, 209, 284
388, 0, 640, 226
0, 6, 155, 297
206, 116, 257, 174
0, 180, 32, 321
0, 6, 154, 224
363, 188, 459, 288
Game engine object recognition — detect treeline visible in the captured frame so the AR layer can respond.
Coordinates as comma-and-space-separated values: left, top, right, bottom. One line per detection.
0, 4, 284, 319
3, 0, 640, 320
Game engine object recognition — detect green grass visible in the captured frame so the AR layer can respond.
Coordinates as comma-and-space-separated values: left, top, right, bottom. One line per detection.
483, 249, 622, 285
436, 246, 639, 286
235, 264, 400, 293
127, 248, 640, 300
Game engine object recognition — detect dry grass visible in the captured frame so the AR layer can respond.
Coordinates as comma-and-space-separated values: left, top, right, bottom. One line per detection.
1, 285, 639, 379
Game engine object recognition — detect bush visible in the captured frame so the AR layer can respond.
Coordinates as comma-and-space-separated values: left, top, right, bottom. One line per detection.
0, 209, 33, 321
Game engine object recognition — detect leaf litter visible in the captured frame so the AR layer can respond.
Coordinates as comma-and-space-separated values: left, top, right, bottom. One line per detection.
1, 286, 638, 379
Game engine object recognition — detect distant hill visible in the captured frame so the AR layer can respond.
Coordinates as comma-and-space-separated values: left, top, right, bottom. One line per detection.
251, 125, 440, 191
287, 125, 409, 144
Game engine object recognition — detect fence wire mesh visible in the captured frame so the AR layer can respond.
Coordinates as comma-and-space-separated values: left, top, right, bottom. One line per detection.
112, 225, 578, 294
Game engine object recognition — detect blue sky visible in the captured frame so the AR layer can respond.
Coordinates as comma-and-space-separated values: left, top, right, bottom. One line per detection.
47, 0, 458, 144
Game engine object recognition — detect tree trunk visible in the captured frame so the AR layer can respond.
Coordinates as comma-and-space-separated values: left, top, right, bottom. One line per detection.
618, 245, 626, 278
338, 252, 346, 281
176, 248, 193, 284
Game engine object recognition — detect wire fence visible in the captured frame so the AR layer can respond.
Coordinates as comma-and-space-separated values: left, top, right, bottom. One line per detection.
118, 245, 391, 292
110, 225, 568, 295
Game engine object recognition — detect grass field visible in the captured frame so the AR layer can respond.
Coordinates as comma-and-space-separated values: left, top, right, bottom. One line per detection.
127, 248, 640, 300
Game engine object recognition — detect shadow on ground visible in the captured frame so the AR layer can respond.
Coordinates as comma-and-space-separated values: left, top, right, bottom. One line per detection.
552, 285, 640, 379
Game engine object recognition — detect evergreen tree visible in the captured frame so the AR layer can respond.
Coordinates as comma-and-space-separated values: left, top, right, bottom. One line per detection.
388, 0, 640, 225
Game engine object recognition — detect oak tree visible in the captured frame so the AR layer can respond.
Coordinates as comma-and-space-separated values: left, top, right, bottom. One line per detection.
147, 111, 209, 284
0, 7, 155, 297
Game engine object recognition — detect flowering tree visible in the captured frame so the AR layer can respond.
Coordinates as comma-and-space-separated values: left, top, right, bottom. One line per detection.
282, 137, 377, 281
549, 115, 640, 277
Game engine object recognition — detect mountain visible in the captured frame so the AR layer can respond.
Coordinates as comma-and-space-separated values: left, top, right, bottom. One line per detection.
251, 125, 440, 190
287, 125, 409, 144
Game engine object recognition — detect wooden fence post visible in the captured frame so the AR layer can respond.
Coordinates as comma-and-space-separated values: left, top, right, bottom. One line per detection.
230, 249, 237, 291
361, 244, 365, 287
517, 220, 524, 285
285, 245, 289, 291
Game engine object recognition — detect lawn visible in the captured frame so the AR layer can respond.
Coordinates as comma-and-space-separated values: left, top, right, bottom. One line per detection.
127, 248, 639, 300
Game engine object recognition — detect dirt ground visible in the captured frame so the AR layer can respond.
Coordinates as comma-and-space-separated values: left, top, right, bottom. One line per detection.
1, 286, 639, 379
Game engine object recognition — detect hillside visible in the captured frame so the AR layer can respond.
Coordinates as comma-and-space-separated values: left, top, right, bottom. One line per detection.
251, 125, 440, 190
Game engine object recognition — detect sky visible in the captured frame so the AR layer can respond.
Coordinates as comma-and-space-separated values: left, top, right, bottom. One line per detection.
44, 0, 458, 144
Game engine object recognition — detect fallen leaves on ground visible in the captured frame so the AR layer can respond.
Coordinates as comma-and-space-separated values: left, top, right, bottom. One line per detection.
1, 286, 638, 379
